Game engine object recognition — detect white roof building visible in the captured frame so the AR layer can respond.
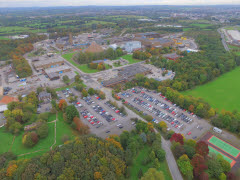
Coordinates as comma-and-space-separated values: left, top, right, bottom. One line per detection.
0, 105, 8, 113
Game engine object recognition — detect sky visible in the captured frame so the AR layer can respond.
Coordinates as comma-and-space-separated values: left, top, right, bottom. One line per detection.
0, 0, 240, 7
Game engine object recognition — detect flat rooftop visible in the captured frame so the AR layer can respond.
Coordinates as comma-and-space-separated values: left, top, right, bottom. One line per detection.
45, 65, 71, 74
33, 56, 65, 67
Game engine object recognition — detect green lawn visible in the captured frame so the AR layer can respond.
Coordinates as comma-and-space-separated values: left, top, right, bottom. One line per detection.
229, 44, 240, 50
85, 20, 116, 26
62, 52, 111, 73
55, 112, 76, 147
48, 113, 56, 122
190, 23, 212, 28
183, 28, 193, 32
183, 67, 240, 111
55, 82, 86, 91
118, 54, 142, 64
11, 123, 55, 158
130, 145, 172, 180
0, 127, 15, 154
0, 36, 10, 40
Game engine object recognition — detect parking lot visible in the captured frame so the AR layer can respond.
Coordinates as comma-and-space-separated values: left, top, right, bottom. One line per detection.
118, 87, 211, 139
56, 88, 135, 138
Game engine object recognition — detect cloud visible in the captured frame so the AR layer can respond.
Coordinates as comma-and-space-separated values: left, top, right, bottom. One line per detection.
0, 0, 239, 7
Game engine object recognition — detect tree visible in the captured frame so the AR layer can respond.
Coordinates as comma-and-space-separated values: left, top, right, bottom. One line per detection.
74, 74, 82, 83
94, 172, 102, 180
177, 154, 193, 178
158, 121, 167, 131
59, 99, 67, 111
153, 158, 160, 169
75, 84, 84, 92
219, 173, 226, 180
36, 121, 49, 139
98, 91, 106, 99
88, 88, 95, 96
155, 149, 166, 162
138, 168, 143, 179
196, 141, 209, 158
217, 155, 231, 173
62, 75, 70, 85
170, 133, 184, 145
120, 131, 130, 150
65, 105, 79, 124
73, 117, 89, 134
141, 168, 165, 180
191, 154, 208, 178
208, 154, 223, 178
82, 89, 88, 97
22, 132, 38, 147
183, 145, 195, 159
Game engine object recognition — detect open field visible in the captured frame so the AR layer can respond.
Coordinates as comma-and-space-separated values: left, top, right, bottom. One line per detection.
85, 20, 116, 26
0, 36, 10, 40
55, 82, 86, 91
117, 54, 142, 64
0, 128, 14, 154
11, 122, 55, 158
130, 145, 172, 180
0, 26, 35, 35
190, 23, 212, 28
229, 44, 240, 50
183, 67, 240, 111
54, 112, 76, 147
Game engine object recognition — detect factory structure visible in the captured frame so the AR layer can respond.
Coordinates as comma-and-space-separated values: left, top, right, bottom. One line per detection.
102, 64, 151, 87
134, 32, 175, 48
32, 55, 72, 81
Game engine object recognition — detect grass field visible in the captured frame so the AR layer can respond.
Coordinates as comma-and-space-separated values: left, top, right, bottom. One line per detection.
190, 23, 212, 28
209, 136, 240, 157
118, 54, 142, 64
55, 112, 76, 147
229, 44, 240, 50
85, 20, 115, 26
0, 127, 14, 154
183, 67, 240, 111
130, 145, 172, 180
62, 52, 111, 73
55, 82, 86, 91
0, 36, 10, 40
11, 122, 55, 158
209, 146, 233, 164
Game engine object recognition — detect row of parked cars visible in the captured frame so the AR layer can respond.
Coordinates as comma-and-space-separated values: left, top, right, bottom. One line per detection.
104, 101, 126, 117
140, 92, 193, 124
92, 104, 117, 123
132, 97, 183, 129
80, 109, 103, 128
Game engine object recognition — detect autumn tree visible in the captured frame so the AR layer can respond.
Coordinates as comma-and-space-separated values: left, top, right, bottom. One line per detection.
82, 89, 88, 97
191, 154, 208, 178
73, 117, 89, 135
196, 141, 209, 158
59, 99, 67, 111
170, 133, 184, 145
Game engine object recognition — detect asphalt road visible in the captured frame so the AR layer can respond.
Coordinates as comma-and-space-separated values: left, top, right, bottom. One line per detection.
218, 29, 230, 52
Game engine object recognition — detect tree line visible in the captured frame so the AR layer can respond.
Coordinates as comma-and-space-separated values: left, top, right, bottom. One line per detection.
74, 47, 124, 64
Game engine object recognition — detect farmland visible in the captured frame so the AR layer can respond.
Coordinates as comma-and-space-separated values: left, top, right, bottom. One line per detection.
183, 67, 240, 111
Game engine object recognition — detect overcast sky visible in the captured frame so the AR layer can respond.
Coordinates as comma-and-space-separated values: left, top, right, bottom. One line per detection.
0, 0, 240, 7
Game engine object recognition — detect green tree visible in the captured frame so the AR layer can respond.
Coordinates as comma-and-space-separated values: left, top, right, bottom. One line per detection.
88, 88, 95, 96
177, 154, 193, 178
36, 121, 49, 139
141, 168, 165, 180
65, 105, 79, 124
62, 75, 70, 85
82, 89, 88, 97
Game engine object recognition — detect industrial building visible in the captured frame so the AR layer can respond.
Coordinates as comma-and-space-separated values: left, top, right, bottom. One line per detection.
102, 64, 151, 87
124, 41, 142, 53
163, 53, 180, 60
227, 30, 240, 43
44, 65, 71, 77
134, 36, 174, 48
33, 56, 65, 71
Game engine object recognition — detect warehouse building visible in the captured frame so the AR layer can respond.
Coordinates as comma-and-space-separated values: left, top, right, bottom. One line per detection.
124, 41, 142, 53
102, 64, 151, 87
44, 65, 71, 78
134, 36, 174, 48
33, 56, 65, 71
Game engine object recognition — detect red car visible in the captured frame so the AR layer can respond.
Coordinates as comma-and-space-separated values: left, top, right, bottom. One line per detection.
187, 132, 192, 135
